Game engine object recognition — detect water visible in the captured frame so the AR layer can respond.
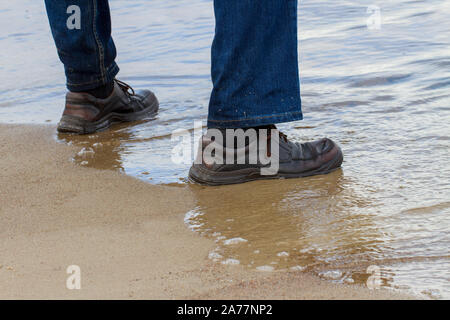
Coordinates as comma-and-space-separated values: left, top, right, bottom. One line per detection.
0, 0, 449, 298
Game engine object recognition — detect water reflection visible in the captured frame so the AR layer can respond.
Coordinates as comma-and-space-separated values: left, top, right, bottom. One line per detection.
185, 170, 387, 282
57, 117, 197, 184
57, 123, 131, 172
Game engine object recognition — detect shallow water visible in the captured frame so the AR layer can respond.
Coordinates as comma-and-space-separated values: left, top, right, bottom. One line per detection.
0, 0, 449, 298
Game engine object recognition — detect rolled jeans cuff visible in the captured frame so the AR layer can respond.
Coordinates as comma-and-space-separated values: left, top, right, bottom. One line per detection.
66, 62, 119, 92
207, 111, 303, 129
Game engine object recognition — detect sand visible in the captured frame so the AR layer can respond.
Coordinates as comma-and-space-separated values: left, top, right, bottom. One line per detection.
0, 124, 413, 299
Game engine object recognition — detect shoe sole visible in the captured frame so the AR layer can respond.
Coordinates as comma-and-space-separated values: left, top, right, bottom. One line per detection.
189, 145, 343, 186
57, 92, 159, 134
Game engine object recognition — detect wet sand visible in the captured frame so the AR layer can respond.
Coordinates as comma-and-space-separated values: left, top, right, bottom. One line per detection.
0, 124, 413, 299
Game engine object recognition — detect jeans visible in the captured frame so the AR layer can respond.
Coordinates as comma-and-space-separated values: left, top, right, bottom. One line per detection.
44, 0, 302, 128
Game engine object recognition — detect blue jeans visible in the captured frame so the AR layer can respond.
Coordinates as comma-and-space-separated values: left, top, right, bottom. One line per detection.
44, 0, 302, 128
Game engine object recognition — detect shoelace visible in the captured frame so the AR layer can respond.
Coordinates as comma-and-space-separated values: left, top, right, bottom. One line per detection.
115, 79, 136, 96
267, 125, 288, 142
279, 131, 288, 142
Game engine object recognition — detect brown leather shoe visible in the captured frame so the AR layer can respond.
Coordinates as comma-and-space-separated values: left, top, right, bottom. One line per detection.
57, 79, 159, 134
189, 126, 343, 185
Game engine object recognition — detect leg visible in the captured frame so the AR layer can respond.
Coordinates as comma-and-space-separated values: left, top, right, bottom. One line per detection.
208, 0, 302, 128
190, 0, 343, 185
45, 0, 159, 134
44, 0, 118, 92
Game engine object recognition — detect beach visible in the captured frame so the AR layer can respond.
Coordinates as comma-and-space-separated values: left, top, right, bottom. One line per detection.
1, 0, 449, 298
0, 124, 415, 299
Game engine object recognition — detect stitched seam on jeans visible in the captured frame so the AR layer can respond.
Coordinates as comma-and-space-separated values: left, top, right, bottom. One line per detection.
92, 0, 106, 82
208, 111, 303, 122
289, 0, 300, 92
87, 0, 100, 82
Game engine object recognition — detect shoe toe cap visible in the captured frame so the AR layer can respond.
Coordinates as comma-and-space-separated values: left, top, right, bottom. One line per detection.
135, 89, 159, 109
316, 137, 336, 154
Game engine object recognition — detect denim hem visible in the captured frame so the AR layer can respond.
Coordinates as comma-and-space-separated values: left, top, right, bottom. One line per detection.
207, 111, 303, 128
66, 62, 119, 92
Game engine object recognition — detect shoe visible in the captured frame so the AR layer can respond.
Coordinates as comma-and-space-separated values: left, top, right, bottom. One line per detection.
57, 79, 159, 134
189, 126, 343, 185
